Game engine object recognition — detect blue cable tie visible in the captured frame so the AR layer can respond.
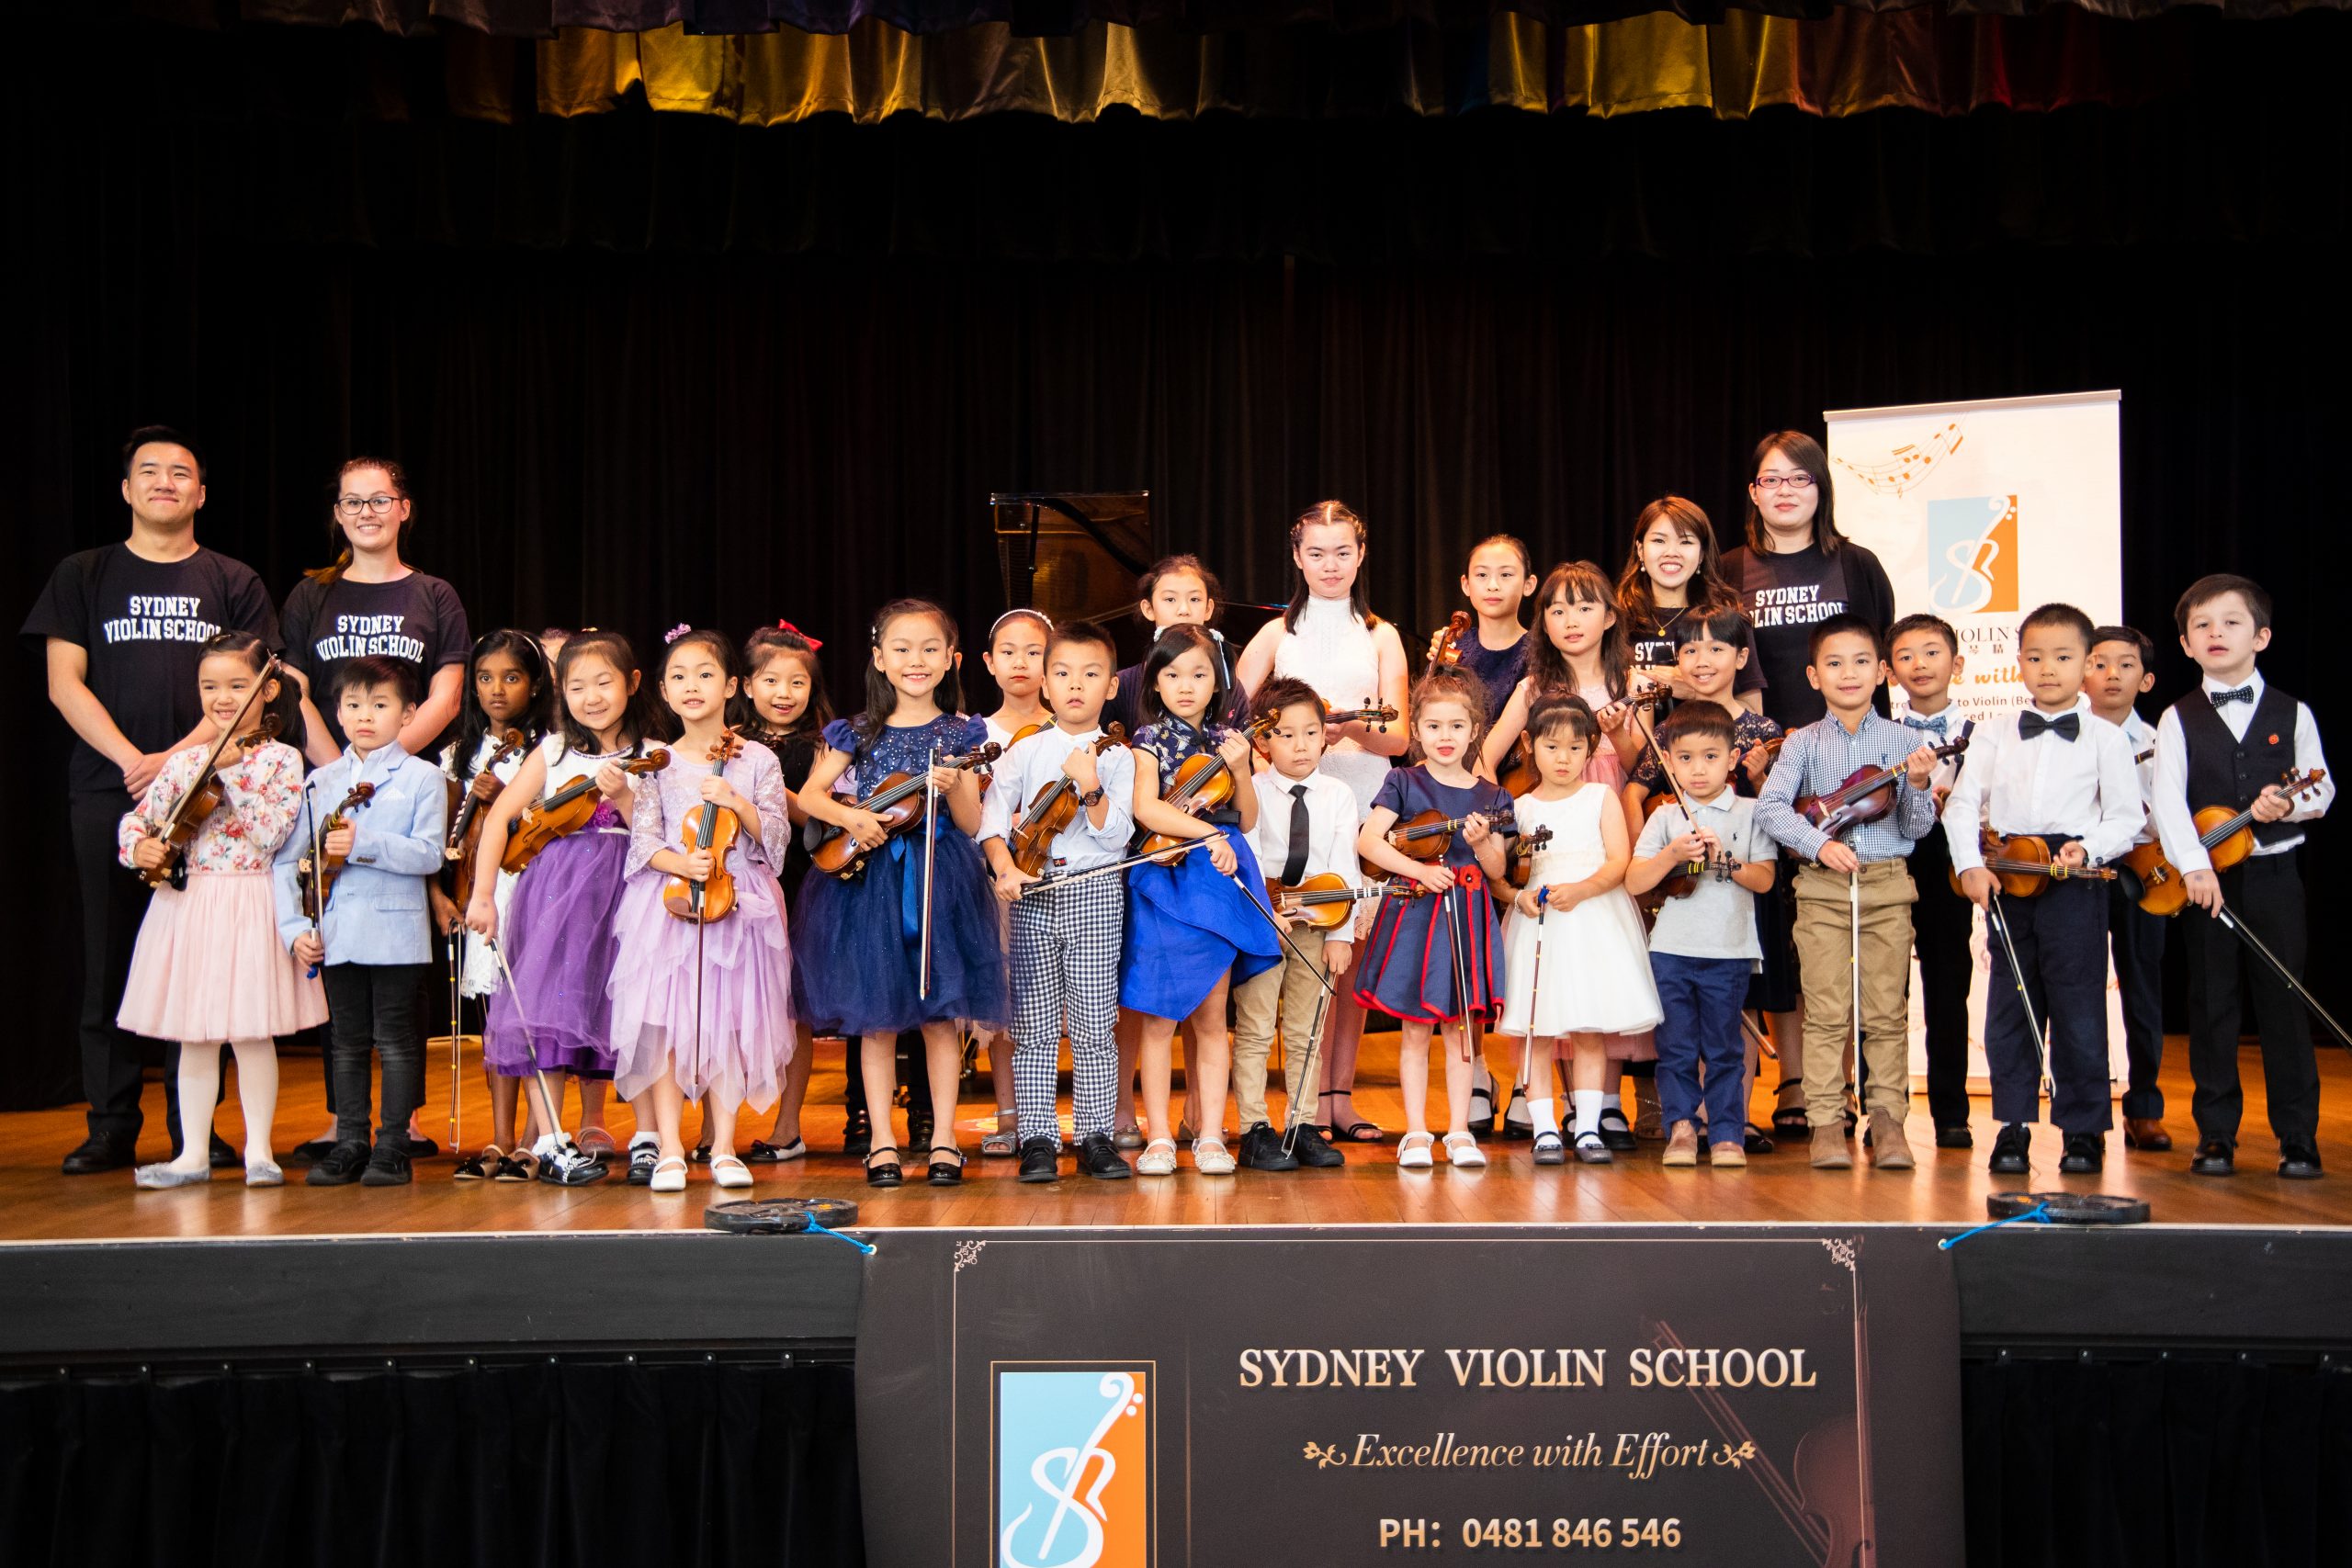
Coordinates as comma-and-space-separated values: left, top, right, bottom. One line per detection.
1938, 1201, 2052, 1251
806, 1219, 876, 1256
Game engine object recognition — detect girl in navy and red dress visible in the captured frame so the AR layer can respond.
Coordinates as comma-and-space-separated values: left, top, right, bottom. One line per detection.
1353, 665, 1514, 1170
1122, 623, 1283, 1177
978, 609, 1053, 1156
738, 621, 835, 1164
796, 599, 1008, 1190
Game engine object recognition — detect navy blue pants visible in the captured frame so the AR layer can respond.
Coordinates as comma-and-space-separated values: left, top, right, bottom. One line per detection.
1984, 874, 2111, 1134
2109, 879, 2168, 1121
1651, 952, 1751, 1141
1908, 826, 1977, 1131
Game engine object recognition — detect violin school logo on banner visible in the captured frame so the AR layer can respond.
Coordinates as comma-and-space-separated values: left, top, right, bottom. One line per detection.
1926, 494, 2020, 616
994, 1365, 1152, 1568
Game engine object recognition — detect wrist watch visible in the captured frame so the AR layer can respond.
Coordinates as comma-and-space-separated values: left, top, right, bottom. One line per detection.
1079, 786, 1105, 807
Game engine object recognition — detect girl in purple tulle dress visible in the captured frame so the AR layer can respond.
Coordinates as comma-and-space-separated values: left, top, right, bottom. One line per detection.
605, 628, 796, 1194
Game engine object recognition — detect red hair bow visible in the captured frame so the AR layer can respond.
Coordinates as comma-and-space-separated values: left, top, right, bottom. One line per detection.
777, 618, 823, 651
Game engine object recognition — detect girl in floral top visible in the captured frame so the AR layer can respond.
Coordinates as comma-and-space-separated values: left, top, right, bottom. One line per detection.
118, 631, 325, 1190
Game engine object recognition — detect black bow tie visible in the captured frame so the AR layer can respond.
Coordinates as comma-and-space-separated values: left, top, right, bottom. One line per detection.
2018, 711, 2079, 742
2210, 685, 2256, 707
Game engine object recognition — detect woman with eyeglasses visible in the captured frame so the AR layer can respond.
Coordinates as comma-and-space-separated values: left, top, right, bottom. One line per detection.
1719, 430, 1895, 730
281, 457, 472, 767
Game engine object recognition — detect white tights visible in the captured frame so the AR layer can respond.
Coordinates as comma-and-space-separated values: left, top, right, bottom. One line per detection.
164, 1038, 279, 1174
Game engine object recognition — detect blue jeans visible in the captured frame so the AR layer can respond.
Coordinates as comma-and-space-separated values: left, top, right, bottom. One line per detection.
1651, 952, 1752, 1141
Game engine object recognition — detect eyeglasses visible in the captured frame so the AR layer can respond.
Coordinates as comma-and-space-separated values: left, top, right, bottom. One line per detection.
336, 494, 401, 517
1751, 473, 1815, 491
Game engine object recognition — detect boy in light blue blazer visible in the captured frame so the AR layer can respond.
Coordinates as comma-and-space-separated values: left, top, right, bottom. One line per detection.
275, 656, 448, 1187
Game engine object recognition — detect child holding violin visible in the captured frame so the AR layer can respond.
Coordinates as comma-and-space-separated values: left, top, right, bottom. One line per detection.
1230, 677, 1362, 1173
1497, 696, 1661, 1166
2149, 573, 2333, 1179
1355, 665, 1514, 1169
797, 599, 1008, 1190
1753, 616, 1940, 1171
1946, 603, 2144, 1177
435, 630, 554, 1179
978, 608, 1054, 1158
272, 656, 449, 1187
467, 629, 663, 1182
1123, 624, 1284, 1176
2086, 624, 2169, 1154
602, 628, 796, 1194
1624, 705, 1776, 1168
978, 620, 1136, 1183
1888, 614, 1975, 1150
1426, 535, 1535, 718
119, 631, 323, 1189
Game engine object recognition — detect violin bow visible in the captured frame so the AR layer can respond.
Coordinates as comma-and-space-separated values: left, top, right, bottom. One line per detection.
1510, 886, 1551, 1131
2208, 901, 2352, 1053
447, 917, 463, 1156
919, 741, 940, 1000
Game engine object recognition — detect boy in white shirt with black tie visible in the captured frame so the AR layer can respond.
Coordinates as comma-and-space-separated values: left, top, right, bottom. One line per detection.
1232, 677, 1359, 1171
1946, 604, 2143, 1178
2086, 624, 2170, 1153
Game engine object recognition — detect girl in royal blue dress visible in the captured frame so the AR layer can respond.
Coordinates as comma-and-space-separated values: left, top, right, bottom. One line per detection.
795, 599, 1008, 1190
1123, 624, 1283, 1177
1354, 665, 1514, 1170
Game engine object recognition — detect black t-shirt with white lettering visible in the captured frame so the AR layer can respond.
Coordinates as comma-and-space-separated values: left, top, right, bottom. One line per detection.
22, 544, 281, 795
279, 570, 470, 750
1722, 540, 1894, 729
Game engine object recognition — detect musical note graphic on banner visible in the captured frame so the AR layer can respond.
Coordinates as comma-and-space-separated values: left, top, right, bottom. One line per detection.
1830, 420, 1964, 498
999, 1369, 1150, 1568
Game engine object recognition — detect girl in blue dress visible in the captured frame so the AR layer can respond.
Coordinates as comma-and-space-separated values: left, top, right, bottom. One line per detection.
1354, 665, 1515, 1170
796, 598, 1008, 1190
1124, 624, 1283, 1177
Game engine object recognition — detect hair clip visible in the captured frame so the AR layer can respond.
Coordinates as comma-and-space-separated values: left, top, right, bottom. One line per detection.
664, 623, 691, 645
777, 618, 823, 651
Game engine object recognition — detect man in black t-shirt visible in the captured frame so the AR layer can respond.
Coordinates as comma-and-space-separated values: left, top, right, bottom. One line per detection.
21, 427, 280, 1174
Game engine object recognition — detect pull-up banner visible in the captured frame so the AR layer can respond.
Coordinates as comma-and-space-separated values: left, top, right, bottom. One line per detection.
854, 1226, 1962, 1568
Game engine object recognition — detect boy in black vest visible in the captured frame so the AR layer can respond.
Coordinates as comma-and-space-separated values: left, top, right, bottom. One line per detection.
2150, 574, 2333, 1179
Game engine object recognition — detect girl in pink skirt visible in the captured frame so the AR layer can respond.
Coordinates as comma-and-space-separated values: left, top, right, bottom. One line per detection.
119, 632, 326, 1190
607, 627, 796, 1194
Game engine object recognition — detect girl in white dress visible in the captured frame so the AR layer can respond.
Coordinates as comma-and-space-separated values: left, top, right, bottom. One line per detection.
1234, 501, 1412, 1143
1496, 697, 1662, 1165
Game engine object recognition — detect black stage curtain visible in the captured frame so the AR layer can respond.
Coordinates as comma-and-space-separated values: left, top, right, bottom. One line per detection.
0, 1360, 862, 1568
6, 77, 2350, 1107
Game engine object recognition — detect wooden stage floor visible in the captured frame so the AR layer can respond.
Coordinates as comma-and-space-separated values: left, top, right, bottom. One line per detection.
3, 1034, 2346, 1243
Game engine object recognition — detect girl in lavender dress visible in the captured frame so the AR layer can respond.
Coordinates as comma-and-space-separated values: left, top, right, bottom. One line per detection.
605, 628, 797, 1195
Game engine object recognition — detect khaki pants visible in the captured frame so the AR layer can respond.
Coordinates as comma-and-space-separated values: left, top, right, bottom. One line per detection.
1792, 860, 1917, 1130
1231, 943, 1332, 1131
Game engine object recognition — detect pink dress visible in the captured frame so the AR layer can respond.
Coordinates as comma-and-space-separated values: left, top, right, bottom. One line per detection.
605, 744, 796, 1108
116, 739, 328, 1042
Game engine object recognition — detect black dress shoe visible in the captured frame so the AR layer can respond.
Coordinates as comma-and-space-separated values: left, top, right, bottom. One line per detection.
288, 1136, 338, 1164
305, 1141, 372, 1186
2278, 1143, 2324, 1180
61, 1134, 136, 1175
1987, 1124, 2031, 1176
1288, 1122, 1346, 1169
361, 1140, 413, 1187
841, 1104, 872, 1159
2190, 1136, 2235, 1177
1238, 1123, 1299, 1173
1017, 1137, 1061, 1183
209, 1133, 240, 1169
1076, 1133, 1132, 1179
1934, 1125, 1974, 1150
400, 1134, 440, 1160
2058, 1134, 2104, 1175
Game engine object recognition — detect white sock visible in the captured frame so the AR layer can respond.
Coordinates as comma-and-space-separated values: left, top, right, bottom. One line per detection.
1529, 1097, 1560, 1137
629, 1129, 659, 1150
1600, 1091, 1623, 1117
1572, 1090, 1604, 1136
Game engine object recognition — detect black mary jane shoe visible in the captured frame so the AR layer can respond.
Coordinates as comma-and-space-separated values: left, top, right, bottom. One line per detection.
865, 1146, 905, 1190
2278, 1143, 2324, 1180
1532, 1132, 1567, 1167
1017, 1137, 1061, 1184
1596, 1109, 1638, 1154
927, 1145, 967, 1187
2057, 1134, 2104, 1175
2190, 1136, 2235, 1177
1986, 1124, 2031, 1176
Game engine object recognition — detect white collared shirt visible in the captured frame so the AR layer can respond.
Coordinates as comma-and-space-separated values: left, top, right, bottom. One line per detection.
2115, 707, 2158, 845
1633, 790, 1772, 962
1250, 767, 1363, 953
1942, 694, 2143, 872
975, 724, 1136, 873
2150, 670, 2333, 871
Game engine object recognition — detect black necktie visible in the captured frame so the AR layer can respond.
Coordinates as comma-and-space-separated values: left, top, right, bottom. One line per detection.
2018, 711, 2080, 742
1283, 783, 1311, 885
2210, 685, 2255, 707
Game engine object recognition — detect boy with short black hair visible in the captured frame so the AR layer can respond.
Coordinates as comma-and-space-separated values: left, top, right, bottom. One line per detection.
2151, 574, 2333, 1179
1888, 612, 1976, 1149
1231, 676, 1360, 1172
1946, 604, 2144, 1177
2086, 623, 2171, 1152
1755, 615, 1941, 1170
979, 620, 1137, 1184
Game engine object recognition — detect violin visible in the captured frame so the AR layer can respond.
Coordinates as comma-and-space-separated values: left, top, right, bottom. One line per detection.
1008, 724, 1128, 877
1951, 829, 2121, 899
1497, 735, 1536, 796
809, 740, 1004, 880
501, 749, 672, 874
1795, 721, 1973, 840
1269, 872, 1427, 929
1384, 805, 1523, 863
664, 729, 746, 922
298, 780, 376, 921
2116, 768, 2325, 917
1428, 610, 1471, 672
1503, 824, 1552, 889
445, 728, 528, 909
140, 714, 284, 889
